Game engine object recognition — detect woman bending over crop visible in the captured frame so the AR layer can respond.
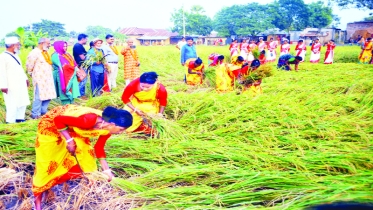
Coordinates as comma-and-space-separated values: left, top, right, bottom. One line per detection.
238, 59, 263, 94
33, 105, 133, 210
277, 55, 302, 71
185, 57, 205, 85
121, 72, 168, 135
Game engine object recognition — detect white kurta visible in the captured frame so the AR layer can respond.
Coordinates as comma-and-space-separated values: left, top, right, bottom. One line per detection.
0, 52, 30, 120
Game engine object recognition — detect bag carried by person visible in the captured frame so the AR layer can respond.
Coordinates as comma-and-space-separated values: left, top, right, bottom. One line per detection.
76, 67, 87, 82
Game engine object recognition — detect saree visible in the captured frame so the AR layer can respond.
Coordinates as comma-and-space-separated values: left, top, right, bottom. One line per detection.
247, 44, 257, 62
32, 105, 109, 196
124, 83, 160, 134
52, 41, 80, 104
310, 43, 321, 63
240, 43, 249, 60
280, 44, 290, 56
358, 42, 372, 64
266, 42, 277, 62
216, 64, 236, 92
295, 43, 306, 62
185, 58, 204, 85
324, 44, 335, 64
258, 42, 266, 52
229, 43, 239, 57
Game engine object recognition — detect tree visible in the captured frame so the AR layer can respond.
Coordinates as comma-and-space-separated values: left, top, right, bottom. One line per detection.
331, 14, 341, 27
364, 15, 373, 20
307, 1, 333, 28
11, 26, 48, 49
331, 0, 373, 9
170, 5, 213, 36
269, 0, 310, 32
24, 30, 49, 48
69, 31, 78, 38
85, 26, 114, 39
15, 27, 26, 46
31, 19, 68, 37
213, 4, 274, 36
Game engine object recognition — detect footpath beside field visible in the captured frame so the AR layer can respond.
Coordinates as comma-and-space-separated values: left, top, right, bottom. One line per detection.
1, 45, 372, 209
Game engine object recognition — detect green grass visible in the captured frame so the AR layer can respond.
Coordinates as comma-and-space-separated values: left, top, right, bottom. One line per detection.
1, 45, 373, 209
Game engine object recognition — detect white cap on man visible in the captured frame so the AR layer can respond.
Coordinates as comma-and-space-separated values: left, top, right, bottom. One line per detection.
4, 37, 19, 45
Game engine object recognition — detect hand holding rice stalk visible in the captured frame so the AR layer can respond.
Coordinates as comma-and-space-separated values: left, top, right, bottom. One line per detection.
142, 113, 190, 140
242, 64, 274, 85
81, 54, 110, 72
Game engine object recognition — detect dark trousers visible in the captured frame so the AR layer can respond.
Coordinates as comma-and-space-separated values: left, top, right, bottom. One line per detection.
90, 71, 104, 97
79, 68, 88, 96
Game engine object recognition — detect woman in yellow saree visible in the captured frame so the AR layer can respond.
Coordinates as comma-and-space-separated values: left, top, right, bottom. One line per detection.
33, 105, 133, 210
121, 72, 167, 135
359, 38, 372, 64
238, 59, 263, 95
185, 57, 204, 85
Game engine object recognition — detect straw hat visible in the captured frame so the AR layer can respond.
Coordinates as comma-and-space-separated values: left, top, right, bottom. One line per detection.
92, 38, 103, 44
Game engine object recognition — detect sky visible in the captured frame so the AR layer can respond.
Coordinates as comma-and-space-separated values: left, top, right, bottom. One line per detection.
0, 0, 371, 38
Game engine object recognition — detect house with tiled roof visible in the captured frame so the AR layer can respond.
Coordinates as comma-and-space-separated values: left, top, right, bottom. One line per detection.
118, 27, 178, 46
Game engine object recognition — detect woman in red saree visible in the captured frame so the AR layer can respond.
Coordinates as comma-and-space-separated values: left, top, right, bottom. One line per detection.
33, 105, 133, 210
229, 39, 239, 57
295, 40, 307, 62
239, 39, 249, 61
280, 39, 290, 56
257, 37, 267, 53
310, 38, 322, 63
247, 40, 257, 64
51, 41, 80, 104
324, 40, 336, 64
266, 38, 278, 62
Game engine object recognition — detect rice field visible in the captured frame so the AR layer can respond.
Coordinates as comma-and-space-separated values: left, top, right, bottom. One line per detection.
0, 45, 373, 209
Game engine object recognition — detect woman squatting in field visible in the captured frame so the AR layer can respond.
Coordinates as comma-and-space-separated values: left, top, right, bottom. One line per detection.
121, 72, 168, 135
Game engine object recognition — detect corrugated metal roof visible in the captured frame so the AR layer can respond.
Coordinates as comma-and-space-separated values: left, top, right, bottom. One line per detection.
119, 27, 178, 37
137, 36, 170, 40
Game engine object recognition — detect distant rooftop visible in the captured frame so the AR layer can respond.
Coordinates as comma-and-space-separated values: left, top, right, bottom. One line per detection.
118, 27, 178, 37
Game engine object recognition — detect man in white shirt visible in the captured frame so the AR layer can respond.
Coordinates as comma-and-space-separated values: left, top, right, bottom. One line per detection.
0, 37, 30, 123
175, 37, 186, 50
102, 34, 119, 90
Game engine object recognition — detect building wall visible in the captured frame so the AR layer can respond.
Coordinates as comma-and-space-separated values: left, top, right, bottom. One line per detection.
126, 35, 142, 46
346, 22, 373, 39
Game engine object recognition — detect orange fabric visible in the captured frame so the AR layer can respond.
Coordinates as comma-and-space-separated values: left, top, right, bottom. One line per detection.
32, 105, 110, 196
121, 48, 140, 80
33, 164, 82, 197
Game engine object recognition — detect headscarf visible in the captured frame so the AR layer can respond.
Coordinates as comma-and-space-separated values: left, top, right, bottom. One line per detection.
54, 41, 66, 55
53, 41, 77, 67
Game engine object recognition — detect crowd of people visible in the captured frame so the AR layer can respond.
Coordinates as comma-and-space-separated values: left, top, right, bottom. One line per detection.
0, 35, 168, 209
227, 37, 337, 65
1, 33, 372, 210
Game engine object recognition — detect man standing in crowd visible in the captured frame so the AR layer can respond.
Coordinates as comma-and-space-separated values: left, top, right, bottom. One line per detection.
181, 37, 197, 82
0, 37, 30, 123
102, 34, 119, 90
121, 38, 140, 86
181, 37, 197, 66
26, 38, 56, 119
73, 34, 88, 99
